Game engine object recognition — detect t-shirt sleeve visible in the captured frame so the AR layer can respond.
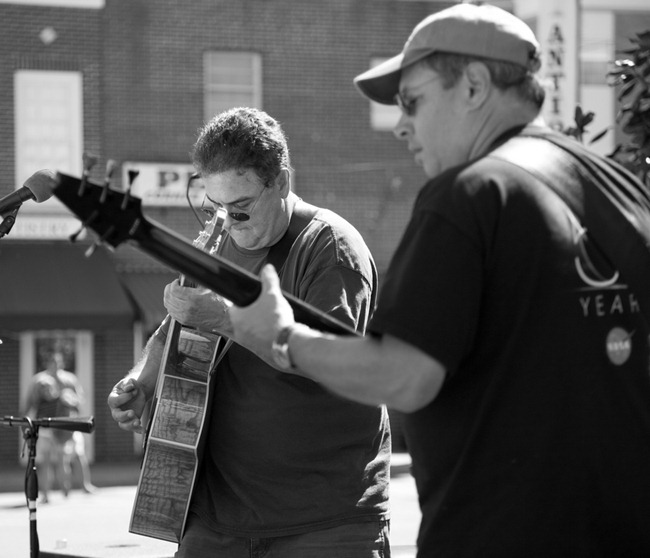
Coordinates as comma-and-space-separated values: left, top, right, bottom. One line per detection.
286, 216, 377, 335
300, 264, 374, 333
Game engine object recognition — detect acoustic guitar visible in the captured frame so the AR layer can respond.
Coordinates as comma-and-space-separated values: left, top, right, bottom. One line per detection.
51, 171, 359, 541
128, 209, 226, 542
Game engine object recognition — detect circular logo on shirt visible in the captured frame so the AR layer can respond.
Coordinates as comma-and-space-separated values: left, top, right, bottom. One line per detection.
605, 327, 632, 366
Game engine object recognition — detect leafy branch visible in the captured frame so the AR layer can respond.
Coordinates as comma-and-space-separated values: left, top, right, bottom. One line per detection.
607, 30, 650, 186
562, 30, 650, 188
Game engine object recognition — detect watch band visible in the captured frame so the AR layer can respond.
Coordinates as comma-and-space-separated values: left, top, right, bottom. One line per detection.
272, 324, 298, 370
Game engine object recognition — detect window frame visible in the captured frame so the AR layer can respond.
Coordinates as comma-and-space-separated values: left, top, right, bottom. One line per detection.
203, 51, 262, 120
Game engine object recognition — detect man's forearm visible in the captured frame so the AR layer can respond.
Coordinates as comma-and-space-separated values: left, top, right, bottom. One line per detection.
127, 328, 166, 400
228, 264, 446, 411
287, 327, 446, 413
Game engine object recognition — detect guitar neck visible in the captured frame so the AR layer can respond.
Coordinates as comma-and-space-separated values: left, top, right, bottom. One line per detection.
131, 216, 359, 336
51, 171, 358, 337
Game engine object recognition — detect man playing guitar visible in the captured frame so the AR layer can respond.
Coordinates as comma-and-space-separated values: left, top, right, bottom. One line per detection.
107, 107, 390, 557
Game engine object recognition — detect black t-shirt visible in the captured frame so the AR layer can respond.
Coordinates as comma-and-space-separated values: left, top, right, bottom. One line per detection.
369, 128, 650, 556
193, 204, 390, 537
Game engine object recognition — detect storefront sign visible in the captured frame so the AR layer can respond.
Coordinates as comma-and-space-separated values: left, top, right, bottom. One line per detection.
122, 162, 204, 207
6, 215, 85, 240
537, 0, 579, 130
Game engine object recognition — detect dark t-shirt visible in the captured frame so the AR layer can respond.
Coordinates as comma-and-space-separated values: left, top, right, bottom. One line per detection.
369, 128, 650, 556
192, 203, 390, 537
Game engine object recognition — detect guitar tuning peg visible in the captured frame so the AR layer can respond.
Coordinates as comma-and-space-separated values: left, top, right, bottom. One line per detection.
121, 169, 140, 210
105, 159, 117, 182
128, 169, 140, 186
69, 224, 86, 243
84, 240, 100, 258
83, 152, 99, 173
84, 223, 116, 257
99, 160, 118, 203
78, 152, 99, 196
69, 210, 99, 243
100, 225, 116, 242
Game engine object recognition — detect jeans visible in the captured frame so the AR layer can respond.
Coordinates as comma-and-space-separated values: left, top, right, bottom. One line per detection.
174, 513, 391, 558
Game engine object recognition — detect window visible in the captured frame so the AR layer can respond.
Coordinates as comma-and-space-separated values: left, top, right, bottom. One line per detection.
14, 70, 83, 195
368, 57, 401, 131
203, 52, 262, 120
580, 11, 613, 86
579, 10, 615, 156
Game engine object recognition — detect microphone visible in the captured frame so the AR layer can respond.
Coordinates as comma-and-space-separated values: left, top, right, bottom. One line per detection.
2, 415, 95, 434
0, 169, 56, 214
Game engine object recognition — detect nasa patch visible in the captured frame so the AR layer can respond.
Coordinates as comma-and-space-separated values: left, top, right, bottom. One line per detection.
606, 327, 632, 366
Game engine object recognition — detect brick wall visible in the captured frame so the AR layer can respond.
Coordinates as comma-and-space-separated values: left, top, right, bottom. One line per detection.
92, 329, 138, 462
0, 0, 451, 271
0, 336, 22, 463
100, 0, 450, 273
0, 328, 136, 466
0, 4, 103, 194
0, 0, 455, 467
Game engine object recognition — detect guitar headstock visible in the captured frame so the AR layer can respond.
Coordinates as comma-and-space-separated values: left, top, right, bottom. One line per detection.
193, 208, 226, 254
54, 171, 145, 249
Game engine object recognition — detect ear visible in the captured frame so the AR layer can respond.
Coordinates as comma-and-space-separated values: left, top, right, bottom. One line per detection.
275, 168, 292, 198
463, 62, 492, 110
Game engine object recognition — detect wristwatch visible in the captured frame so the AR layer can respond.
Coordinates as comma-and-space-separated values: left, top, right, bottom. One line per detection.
271, 325, 297, 370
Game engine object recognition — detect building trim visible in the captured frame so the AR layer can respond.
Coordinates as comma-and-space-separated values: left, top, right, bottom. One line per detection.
0, 0, 103, 7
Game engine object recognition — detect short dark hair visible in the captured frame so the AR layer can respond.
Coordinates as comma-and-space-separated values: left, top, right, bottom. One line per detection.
191, 107, 292, 186
425, 51, 546, 109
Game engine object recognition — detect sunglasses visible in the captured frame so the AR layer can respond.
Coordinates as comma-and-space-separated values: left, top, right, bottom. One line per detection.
201, 186, 266, 222
394, 75, 442, 117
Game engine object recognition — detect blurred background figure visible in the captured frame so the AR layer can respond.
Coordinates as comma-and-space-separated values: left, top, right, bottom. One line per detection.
62, 431, 97, 496
22, 352, 96, 502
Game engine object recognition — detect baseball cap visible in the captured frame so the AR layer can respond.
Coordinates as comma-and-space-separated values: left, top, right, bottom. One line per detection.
354, 3, 540, 105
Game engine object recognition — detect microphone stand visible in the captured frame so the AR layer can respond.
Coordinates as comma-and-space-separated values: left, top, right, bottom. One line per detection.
2, 415, 95, 558
0, 206, 20, 239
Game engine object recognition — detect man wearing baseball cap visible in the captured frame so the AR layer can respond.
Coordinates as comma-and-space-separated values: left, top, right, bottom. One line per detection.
229, 3, 650, 556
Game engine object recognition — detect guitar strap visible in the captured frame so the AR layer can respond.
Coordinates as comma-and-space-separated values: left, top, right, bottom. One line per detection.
214, 198, 318, 365
489, 130, 650, 322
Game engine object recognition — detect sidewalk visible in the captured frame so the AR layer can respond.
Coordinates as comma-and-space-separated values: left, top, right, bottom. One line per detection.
1, 454, 419, 558
1, 453, 413, 493
0, 460, 142, 494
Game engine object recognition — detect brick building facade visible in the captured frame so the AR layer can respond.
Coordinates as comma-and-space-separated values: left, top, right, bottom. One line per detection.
0, 0, 441, 468
1, 0, 648, 469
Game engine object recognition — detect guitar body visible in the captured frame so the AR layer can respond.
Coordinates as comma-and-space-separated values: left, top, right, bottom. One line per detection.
130, 211, 225, 543
130, 325, 222, 542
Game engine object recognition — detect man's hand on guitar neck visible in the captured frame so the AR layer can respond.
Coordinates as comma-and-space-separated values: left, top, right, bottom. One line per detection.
164, 278, 233, 336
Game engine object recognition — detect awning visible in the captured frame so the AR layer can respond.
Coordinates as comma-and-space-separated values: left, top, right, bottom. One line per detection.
120, 272, 176, 333
0, 242, 135, 330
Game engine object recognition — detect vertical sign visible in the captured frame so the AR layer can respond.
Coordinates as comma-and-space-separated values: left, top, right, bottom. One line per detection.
537, 0, 580, 130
